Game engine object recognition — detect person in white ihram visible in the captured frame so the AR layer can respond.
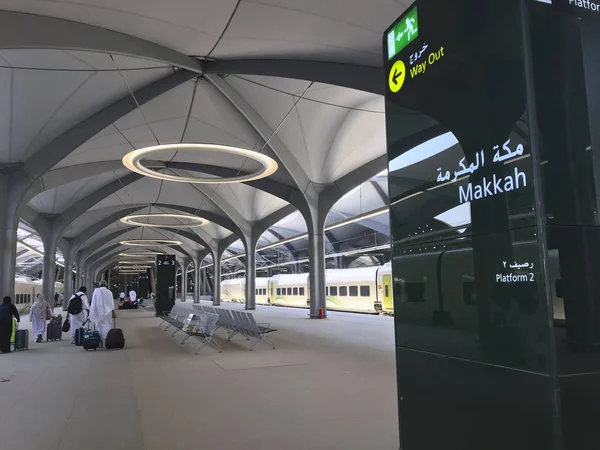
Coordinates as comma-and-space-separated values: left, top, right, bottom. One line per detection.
68, 286, 89, 344
89, 280, 116, 340
129, 289, 137, 303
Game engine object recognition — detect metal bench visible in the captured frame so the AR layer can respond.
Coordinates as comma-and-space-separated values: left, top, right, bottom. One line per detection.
159, 306, 221, 355
193, 305, 277, 350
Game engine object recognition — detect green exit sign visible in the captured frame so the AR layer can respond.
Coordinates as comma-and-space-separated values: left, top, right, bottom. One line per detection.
387, 6, 419, 60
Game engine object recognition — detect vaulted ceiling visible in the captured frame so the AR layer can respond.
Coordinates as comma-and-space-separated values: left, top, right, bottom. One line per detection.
0, 0, 413, 274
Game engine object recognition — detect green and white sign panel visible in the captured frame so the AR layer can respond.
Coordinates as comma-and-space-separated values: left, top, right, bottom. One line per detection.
386, 6, 419, 60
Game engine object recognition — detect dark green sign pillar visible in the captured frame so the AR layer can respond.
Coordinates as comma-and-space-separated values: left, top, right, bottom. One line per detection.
383, 1, 600, 449
155, 255, 176, 317
138, 270, 150, 299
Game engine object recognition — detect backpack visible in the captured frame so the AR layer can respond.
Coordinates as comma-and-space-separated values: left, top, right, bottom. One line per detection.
67, 294, 83, 315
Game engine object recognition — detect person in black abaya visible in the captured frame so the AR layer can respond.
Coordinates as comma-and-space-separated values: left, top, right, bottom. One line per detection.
0, 296, 20, 353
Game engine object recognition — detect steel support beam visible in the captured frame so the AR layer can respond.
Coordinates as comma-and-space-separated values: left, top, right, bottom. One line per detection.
205, 59, 383, 95
0, 11, 202, 72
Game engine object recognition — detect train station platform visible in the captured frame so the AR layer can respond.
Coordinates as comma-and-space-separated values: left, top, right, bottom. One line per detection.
0, 302, 398, 450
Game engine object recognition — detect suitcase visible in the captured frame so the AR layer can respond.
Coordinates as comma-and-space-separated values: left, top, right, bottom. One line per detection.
14, 329, 29, 351
83, 330, 102, 351
105, 318, 125, 350
47, 315, 62, 341
75, 327, 85, 346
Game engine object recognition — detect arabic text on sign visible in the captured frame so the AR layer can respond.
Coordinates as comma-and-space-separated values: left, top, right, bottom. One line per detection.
409, 47, 445, 79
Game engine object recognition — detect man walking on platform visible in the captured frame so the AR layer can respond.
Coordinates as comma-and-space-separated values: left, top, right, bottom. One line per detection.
89, 280, 115, 340
68, 286, 89, 344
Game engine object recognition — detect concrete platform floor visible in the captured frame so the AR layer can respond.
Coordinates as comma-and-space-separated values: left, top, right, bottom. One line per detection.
0, 301, 398, 450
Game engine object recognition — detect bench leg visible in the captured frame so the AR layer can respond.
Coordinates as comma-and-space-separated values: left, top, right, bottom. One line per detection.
194, 339, 208, 355
171, 328, 180, 337
208, 338, 222, 353
180, 334, 191, 344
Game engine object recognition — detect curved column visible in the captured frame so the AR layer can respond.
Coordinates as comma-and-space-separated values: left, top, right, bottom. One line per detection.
212, 249, 222, 307
307, 207, 328, 319
193, 250, 209, 303
75, 252, 84, 292
63, 255, 74, 310
180, 260, 188, 302
42, 238, 58, 305
244, 232, 259, 311
0, 174, 20, 297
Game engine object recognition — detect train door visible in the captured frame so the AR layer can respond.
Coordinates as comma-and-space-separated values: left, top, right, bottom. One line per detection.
269, 281, 274, 304
383, 274, 393, 310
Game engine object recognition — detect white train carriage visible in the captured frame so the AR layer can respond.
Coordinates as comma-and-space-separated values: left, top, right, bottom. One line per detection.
267, 266, 395, 314
220, 277, 270, 305
221, 278, 244, 303
269, 274, 309, 308
14, 277, 63, 305
322, 266, 381, 313
14, 277, 37, 305
376, 262, 394, 314
255, 277, 269, 305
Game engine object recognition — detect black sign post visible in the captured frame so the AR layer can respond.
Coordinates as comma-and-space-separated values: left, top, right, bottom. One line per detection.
155, 255, 176, 317
138, 270, 150, 299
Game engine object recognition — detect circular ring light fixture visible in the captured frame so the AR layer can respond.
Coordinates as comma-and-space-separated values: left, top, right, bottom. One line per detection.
120, 239, 182, 247
120, 213, 209, 228
122, 143, 278, 184
120, 252, 163, 257
119, 260, 156, 264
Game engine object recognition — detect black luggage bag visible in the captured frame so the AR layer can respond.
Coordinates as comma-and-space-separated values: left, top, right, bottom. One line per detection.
105, 318, 125, 350
83, 330, 102, 351
47, 315, 62, 341
14, 329, 29, 351
75, 327, 85, 346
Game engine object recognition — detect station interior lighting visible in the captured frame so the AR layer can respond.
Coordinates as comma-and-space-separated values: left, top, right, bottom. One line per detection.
120, 239, 182, 246
120, 213, 209, 228
120, 252, 163, 257
119, 260, 156, 264
122, 143, 278, 184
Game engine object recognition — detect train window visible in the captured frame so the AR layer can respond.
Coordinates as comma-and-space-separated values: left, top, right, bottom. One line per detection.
263, 289, 267, 295
360, 286, 370, 297
463, 282, 476, 305
287, 288, 292, 295
349, 286, 358, 297
384, 285, 390, 297
256, 289, 259, 295
293, 287, 298, 296
405, 283, 425, 303
299, 287, 305, 296
339, 286, 348, 296
277, 288, 281, 296
326, 287, 329, 295
330, 286, 338, 296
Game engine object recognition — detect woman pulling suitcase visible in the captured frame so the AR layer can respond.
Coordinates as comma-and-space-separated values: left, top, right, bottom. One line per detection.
0, 296, 20, 353
29, 294, 51, 343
